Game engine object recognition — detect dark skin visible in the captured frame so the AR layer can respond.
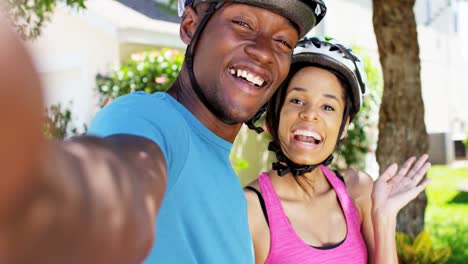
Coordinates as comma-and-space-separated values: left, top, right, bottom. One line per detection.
0, 3, 299, 263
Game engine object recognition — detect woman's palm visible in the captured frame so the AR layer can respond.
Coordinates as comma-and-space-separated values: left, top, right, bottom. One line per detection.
372, 155, 431, 216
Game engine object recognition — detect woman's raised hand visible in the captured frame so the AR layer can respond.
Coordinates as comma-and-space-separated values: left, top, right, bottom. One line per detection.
371, 154, 431, 217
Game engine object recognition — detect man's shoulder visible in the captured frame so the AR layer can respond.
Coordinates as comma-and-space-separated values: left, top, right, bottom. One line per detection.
88, 92, 188, 141
105, 92, 172, 113
94, 92, 184, 125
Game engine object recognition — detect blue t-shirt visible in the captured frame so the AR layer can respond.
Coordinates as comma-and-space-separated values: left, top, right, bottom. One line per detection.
88, 92, 254, 264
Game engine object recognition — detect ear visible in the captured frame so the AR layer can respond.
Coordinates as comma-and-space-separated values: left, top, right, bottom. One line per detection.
180, 6, 200, 45
340, 116, 351, 140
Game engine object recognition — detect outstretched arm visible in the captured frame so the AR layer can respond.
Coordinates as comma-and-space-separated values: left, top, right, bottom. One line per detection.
0, 19, 166, 263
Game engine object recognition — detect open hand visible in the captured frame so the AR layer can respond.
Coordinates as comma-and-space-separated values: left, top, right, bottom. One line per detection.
371, 154, 431, 217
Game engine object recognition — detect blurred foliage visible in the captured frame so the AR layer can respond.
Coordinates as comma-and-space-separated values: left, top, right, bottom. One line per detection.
396, 231, 451, 264
332, 47, 382, 170
231, 155, 250, 175
425, 166, 468, 264
4, 0, 86, 40
96, 49, 183, 107
155, 0, 178, 16
43, 103, 85, 139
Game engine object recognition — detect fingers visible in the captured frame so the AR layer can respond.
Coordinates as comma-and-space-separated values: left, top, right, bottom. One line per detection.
393, 156, 417, 182
410, 161, 431, 186
380, 163, 398, 182
407, 154, 429, 179
399, 177, 432, 206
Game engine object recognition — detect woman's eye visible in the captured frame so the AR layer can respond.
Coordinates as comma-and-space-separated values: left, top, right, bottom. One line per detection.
233, 20, 251, 29
323, 105, 335, 111
291, 99, 304, 105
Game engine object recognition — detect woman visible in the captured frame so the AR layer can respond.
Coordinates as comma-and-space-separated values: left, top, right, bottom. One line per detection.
244, 37, 431, 264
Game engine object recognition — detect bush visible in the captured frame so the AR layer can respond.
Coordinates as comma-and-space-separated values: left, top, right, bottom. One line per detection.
396, 231, 451, 264
43, 103, 85, 139
96, 49, 183, 107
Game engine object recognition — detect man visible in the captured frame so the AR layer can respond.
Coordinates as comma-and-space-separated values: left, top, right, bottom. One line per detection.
0, 1, 326, 263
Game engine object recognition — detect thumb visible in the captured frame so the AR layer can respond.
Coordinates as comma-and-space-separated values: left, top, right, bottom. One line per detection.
0, 20, 45, 216
379, 163, 398, 182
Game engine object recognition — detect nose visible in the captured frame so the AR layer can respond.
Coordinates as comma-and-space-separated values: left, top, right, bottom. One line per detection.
299, 105, 319, 121
244, 35, 274, 65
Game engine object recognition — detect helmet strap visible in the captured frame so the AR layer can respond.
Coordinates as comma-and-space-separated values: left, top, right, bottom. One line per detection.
269, 141, 334, 177
185, 2, 235, 124
245, 104, 267, 134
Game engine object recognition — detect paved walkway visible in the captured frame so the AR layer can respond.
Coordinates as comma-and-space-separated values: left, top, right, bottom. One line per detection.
451, 159, 468, 169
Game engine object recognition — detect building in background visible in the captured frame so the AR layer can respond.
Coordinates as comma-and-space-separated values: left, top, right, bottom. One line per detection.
29, 0, 183, 130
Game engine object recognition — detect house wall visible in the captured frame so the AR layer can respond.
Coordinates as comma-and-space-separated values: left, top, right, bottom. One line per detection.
29, 7, 120, 130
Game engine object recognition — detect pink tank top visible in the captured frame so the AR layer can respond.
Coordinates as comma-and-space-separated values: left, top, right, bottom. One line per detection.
258, 165, 367, 264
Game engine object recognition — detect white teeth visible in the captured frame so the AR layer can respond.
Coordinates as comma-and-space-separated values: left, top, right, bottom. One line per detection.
293, 129, 321, 141
256, 78, 264, 87
229, 68, 265, 87
246, 73, 255, 83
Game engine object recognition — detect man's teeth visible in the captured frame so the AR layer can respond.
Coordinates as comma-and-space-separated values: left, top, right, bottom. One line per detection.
230, 68, 265, 87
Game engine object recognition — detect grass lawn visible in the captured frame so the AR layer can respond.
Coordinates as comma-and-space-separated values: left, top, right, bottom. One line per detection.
425, 165, 468, 264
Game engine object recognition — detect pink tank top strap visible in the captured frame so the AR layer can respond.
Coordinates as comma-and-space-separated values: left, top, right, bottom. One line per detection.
319, 165, 362, 229
258, 172, 296, 245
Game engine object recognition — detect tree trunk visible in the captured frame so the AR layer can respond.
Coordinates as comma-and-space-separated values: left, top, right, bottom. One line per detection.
372, 0, 429, 237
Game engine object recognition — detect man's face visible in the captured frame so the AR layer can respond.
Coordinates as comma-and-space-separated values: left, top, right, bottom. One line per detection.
191, 3, 299, 124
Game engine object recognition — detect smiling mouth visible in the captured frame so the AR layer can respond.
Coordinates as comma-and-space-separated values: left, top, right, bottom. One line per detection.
229, 67, 266, 88
293, 129, 322, 145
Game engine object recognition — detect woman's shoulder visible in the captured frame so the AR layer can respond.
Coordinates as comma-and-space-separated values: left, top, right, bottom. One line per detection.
341, 169, 373, 196
244, 179, 262, 205
340, 169, 374, 218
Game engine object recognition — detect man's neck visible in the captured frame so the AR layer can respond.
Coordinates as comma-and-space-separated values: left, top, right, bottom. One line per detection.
167, 69, 242, 143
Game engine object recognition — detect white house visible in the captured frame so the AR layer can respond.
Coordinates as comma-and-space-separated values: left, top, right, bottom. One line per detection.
29, 0, 467, 178
29, 0, 184, 130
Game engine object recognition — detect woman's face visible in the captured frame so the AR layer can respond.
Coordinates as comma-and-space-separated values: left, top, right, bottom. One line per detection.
277, 66, 349, 165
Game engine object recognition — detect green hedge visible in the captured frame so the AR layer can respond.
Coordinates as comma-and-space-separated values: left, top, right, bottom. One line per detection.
96, 48, 183, 106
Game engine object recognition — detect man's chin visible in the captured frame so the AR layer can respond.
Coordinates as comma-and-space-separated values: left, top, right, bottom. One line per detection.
216, 112, 254, 125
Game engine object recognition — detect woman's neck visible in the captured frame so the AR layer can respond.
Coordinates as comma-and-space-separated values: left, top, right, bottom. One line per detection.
268, 167, 331, 201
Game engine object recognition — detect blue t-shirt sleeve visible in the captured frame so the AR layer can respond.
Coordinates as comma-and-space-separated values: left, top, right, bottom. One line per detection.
88, 98, 168, 160
87, 92, 188, 191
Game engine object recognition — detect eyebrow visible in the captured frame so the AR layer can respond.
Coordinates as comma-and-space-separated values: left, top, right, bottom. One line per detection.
290, 87, 341, 103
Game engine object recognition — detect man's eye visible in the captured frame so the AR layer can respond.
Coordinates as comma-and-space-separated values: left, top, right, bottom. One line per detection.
233, 20, 251, 29
277, 39, 292, 49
